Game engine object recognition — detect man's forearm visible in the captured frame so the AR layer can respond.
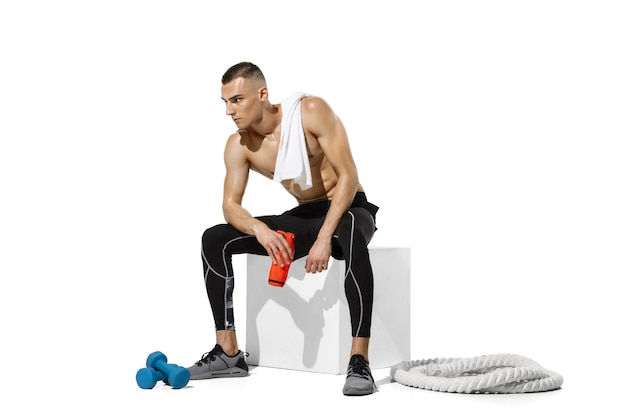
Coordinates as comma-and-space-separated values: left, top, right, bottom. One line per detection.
223, 203, 269, 236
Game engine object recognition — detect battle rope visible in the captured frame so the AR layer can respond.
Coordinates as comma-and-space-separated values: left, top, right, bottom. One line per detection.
390, 353, 563, 394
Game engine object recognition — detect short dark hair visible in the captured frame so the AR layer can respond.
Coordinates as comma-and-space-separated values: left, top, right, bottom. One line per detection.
221, 62, 266, 85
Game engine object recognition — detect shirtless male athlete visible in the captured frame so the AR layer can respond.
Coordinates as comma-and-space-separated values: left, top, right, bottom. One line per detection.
186, 62, 379, 396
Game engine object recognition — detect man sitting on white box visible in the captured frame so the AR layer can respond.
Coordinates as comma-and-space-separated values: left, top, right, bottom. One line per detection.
186, 62, 380, 396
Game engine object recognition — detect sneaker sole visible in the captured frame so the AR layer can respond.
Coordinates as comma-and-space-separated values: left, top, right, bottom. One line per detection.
343, 387, 375, 396
189, 368, 248, 380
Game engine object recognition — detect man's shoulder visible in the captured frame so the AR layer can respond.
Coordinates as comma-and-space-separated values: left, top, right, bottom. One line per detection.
300, 94, 326, 108
225, 130, 243, 145
300, 95, 334, 118
223, 131, 251, 166
224, 130, 247, 153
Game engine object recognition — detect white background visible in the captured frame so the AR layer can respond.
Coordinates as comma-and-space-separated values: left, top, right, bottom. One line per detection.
1, 1, 624, 415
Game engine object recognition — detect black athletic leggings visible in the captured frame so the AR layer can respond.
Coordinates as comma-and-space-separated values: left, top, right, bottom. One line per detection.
201, 192, 379, 338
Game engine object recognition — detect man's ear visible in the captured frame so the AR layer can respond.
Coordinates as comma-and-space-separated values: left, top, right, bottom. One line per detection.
258, 86, 268, 101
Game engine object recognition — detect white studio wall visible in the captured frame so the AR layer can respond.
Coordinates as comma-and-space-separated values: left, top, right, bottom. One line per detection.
1, 1, 625, 415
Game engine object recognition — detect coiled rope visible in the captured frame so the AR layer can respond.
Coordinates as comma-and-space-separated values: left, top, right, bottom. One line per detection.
390, 353, 563, 394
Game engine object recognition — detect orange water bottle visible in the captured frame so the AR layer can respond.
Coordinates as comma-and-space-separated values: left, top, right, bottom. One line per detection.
268, 230, 295, 287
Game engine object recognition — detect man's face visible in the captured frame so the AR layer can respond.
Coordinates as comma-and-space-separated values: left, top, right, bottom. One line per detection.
221, 77, 262, 129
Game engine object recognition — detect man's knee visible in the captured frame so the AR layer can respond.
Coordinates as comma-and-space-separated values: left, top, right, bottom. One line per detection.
202, 223, 235, 252
336, 210, 375, 245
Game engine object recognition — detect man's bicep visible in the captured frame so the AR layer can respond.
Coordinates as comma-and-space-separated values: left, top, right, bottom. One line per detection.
222, 141, 250, 208
303, 97, 358, 174
223, 167, 248, 207
314, 115, 358, 176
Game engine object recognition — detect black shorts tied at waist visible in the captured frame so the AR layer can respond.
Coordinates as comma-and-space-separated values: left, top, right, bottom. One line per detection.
282, 192, 379, 221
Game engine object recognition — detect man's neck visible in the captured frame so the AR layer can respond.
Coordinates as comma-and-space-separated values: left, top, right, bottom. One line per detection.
246, 103, 281, 138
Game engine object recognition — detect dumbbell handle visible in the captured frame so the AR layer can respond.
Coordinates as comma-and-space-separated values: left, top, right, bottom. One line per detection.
153, 358, 183, 374
145, 351, 190, 389
152, 359, 189, 389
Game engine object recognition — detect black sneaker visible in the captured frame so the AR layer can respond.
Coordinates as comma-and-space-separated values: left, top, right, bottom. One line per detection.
342, 354, 376, 396
186, 344, 249, 380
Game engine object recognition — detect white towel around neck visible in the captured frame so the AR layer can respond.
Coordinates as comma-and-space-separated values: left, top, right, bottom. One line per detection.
273, 92, 312, 190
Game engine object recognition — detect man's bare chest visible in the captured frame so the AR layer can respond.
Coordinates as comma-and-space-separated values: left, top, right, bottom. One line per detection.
247, 138, 279, 179
246, 130, 321, 179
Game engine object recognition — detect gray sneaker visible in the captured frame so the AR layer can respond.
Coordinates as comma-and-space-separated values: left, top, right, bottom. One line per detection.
187, 344, 249, 380
342, 354, 376, 396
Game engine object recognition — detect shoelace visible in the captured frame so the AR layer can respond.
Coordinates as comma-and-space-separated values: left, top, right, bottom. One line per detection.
196, 346, 221, 365
194, 347, 249, 366
348, 357, 372, 380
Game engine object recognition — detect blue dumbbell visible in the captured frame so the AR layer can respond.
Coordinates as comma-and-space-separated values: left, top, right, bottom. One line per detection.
136, 367, 165, 389
145, 351, 190, 389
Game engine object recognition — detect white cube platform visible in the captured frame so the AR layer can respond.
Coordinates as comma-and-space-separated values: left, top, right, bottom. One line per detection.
246, 247, 410, 374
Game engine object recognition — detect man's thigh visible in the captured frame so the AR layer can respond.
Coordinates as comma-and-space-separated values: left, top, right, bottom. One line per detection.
258, 214, 325, 260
